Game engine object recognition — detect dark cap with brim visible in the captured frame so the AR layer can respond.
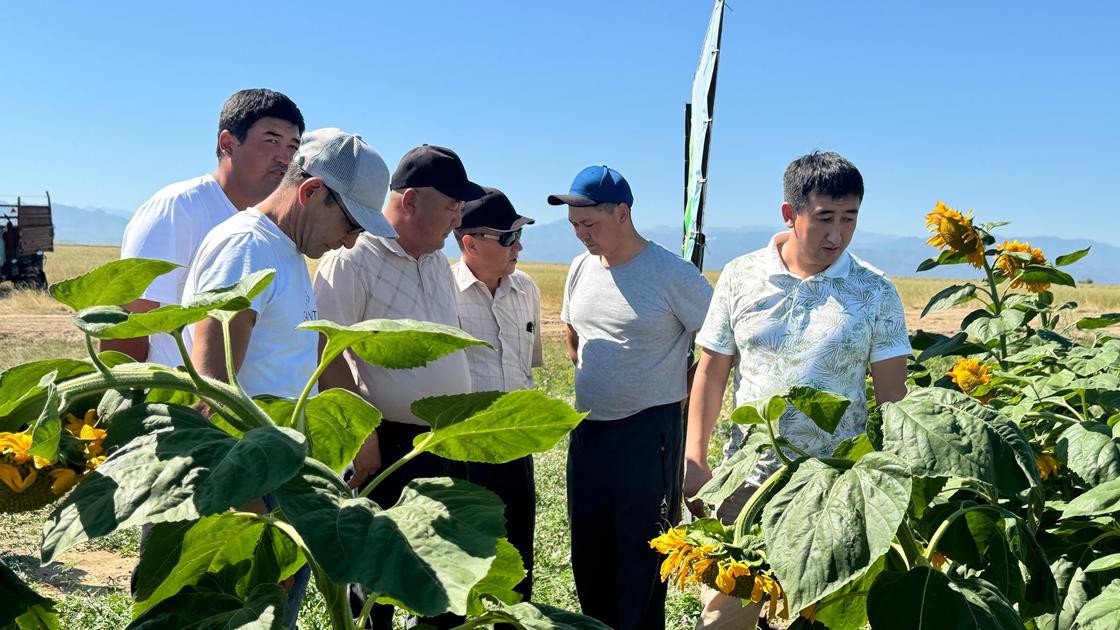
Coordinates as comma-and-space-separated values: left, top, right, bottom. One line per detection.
459, 187, 535, 232
391, 144, 485, 201
547, 165, 633, 208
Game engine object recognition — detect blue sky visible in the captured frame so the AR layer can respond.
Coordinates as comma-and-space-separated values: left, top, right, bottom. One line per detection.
3, 1, 1118, 243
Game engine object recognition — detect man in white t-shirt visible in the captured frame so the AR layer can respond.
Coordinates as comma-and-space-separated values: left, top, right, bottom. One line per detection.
184, 128, 394, 629
106, 88, 304, 365
684, 152, 910, 629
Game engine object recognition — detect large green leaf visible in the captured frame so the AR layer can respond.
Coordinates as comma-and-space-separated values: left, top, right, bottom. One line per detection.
0, 354, 131, 432
127, 582, 286, 629
881, 387, 1040, 494
915, 332, 987, 364
1086, 554, 1120, 573
867, 568, 1025, 629
466, 537, 526, 615
785, 386, 851, 434
1018, 265, 1077, 288
812, 555, 886, 630
1075, 579, 1120, 630
693, 430, 769, 507
485, 603, 612, 630
73, 271, 274, 340
921, 283, 978, 318
1077, 313, 1120, 330
1044, 544, 1106, 630
132, 513, 303, 615
255, 389, 381, 473
1057, 423, 1120, 486
300, 319, 489, 370
916, 250, 970, 272
965, 309, 1026, 343
762, 452, 911, 612
274, 460, 505, 617
0, 559, 59, 629
48, 258, 179, 311
42, 404, 307, 563
1055, 247, 1091, 267
1062, 478, 1120, 518
411, 390, 505, 430
25, 385, 62, 463
413, 390, 585, 464
1005, 517, 1059, 617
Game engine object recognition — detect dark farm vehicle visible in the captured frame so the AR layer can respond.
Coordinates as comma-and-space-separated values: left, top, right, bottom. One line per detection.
1, 192, 54, 289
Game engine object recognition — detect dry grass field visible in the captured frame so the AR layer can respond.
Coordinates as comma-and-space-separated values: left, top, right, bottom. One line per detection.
2, 244, 1119, 628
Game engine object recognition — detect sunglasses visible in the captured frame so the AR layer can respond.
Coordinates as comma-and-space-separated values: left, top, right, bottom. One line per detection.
467, 229, 522, 247
327, 188, 364, 236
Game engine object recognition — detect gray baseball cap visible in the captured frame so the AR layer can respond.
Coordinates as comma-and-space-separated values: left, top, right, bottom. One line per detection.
294, 128, 396, 238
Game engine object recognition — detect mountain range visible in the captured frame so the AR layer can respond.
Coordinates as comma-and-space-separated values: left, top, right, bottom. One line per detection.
47, 204, 1120, 283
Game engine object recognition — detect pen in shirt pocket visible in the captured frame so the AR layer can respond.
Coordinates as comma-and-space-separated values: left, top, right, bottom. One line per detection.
526, 322, 534, 333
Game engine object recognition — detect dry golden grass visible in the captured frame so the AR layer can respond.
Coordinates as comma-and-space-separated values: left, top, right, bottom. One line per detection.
5, 245, 1119, 328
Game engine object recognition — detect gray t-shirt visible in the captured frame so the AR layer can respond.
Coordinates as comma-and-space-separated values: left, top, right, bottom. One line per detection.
561, 241, 714, 420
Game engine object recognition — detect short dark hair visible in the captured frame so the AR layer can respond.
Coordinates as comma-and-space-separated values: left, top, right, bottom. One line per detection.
783, 151, 864, 213
215, 89, 305, 158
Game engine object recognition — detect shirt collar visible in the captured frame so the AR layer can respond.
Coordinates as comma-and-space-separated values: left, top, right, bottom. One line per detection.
766, 231, 852, 281
452, 261, 522, 296
373, 234, 440, 263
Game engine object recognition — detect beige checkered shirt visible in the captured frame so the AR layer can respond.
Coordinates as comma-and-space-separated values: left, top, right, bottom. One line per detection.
314, 234, 471, 426
452, 262, 544, 392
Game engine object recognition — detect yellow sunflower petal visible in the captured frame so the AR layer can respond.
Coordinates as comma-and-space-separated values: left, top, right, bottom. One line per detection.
0, 464, 38, 493
48, 468, 82, 495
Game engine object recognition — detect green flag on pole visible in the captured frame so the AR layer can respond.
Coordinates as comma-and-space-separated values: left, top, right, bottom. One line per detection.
682, 0, 725, 269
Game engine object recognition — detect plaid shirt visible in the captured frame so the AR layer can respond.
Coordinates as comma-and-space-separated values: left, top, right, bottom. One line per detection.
314, 234, 471, 426
452, 262, 543, 392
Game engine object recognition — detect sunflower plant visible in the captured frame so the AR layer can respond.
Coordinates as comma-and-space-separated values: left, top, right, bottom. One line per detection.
661, 205, 1120, 630
1, 258, 608, 630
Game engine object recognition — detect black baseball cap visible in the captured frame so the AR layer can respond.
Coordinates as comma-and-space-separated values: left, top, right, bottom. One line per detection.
458, 187, 535, 233
390, 145, 485, 201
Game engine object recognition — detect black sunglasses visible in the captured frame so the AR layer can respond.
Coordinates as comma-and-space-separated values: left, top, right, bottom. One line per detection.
327, 188, 363, 236
467, 229, 522, 247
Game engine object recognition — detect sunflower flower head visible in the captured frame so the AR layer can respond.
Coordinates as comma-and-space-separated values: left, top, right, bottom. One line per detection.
926, 202, 986, 268
947, 358, 992, 396
995, 241, 1049, 292
1036, 453, 1060, 480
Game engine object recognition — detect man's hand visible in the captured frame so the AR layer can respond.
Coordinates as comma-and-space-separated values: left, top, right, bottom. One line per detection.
683, 456, 713, 519
347, 432, 382, 490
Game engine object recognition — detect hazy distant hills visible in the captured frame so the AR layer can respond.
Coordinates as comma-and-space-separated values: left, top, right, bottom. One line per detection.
48, 205, 1120, 283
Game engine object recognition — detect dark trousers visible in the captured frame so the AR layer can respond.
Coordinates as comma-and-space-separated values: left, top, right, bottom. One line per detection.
467, 455, 536, 602
349, 420, 467, 630
567, 403, 684, 630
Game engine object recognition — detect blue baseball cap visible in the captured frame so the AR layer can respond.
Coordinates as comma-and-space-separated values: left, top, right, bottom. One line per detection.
547, 165, 634, 208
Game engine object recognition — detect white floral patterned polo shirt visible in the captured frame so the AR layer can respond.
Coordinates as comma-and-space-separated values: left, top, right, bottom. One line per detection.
695, 232, 911, 485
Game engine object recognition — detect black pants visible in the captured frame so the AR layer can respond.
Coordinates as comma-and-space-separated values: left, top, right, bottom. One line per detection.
349, 420, 467, 630
567, 403, 684, 630
467, 455, 536, 602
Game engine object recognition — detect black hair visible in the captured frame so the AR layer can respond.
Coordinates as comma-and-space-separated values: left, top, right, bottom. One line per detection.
782, 151, 864, 213
215, 89, 305, 158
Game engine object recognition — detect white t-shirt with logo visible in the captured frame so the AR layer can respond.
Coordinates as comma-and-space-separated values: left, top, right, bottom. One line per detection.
120, 174, 237, 366
181, 209, 318, 398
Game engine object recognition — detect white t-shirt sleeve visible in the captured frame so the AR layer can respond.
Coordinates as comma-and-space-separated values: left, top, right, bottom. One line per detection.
121, 196, 191, 305
695, 268, 736, 356
313, 253, 368, 325
869, 281, 911, 363
190, 233, 277, 314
